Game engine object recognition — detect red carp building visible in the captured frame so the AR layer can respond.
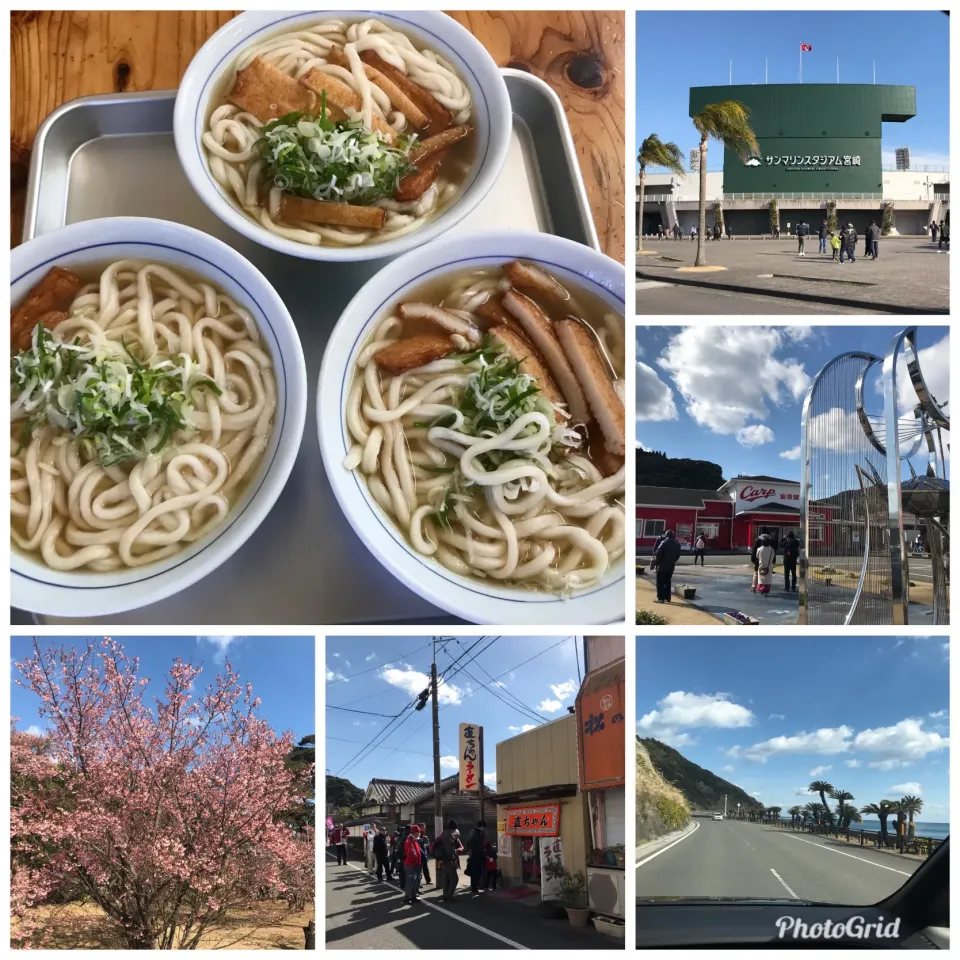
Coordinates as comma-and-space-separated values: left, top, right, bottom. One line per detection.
636, 475, 830, 552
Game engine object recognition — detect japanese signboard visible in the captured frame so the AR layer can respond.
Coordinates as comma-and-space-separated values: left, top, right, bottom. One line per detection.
503, 803, 560, 836
458, 722, 479, 792
576, 661, 626, 790
539, 837, 564, 901
498, 834, 512, 857
747, 154, 861, 172
733, 480, 802, 513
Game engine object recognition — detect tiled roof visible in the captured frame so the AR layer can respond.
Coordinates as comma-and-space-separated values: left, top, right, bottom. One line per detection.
364, 778, 435, 804
636, 486, 728, 508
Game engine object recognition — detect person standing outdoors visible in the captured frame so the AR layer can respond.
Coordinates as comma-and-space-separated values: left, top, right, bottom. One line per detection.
403, 825, 424, 904
840, 222, 857, 263
865, 220, 880, 260
652, 529, 683, 603
436, 820, 460, 903
333, 823, 350, 866
693, 532, 707, 567
818, 218, 828, 255
466, 821, 487, 895
931, 221, 939, 245
373, 827, 392, 882
796, 219, 809, 256
417, 823, 432, 886
780, 531, 800, 592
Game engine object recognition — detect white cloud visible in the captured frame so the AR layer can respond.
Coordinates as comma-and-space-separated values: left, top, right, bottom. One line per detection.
639, 691, 754, 748
888, 781, 922, 795
636, 362, 678, 421
439, 756, 459, 770
332, 652, 340, 658
550, 679, 577, 701
538, 698, 564, 713
484, 771, 497, 787
779, 445, 802, 460
509, 724, 537, 733
366, 653, 377, 662
769, 713, 785, 721
657, 326, 810, 436
736, 424, 775, 447
809, 765, 832, 777
729, 725, 854, 763
855, 718, 949, 769
199, 635, 240, 665
326, 667, 348, 682
929, 709, 948, 719
25, 724, 44, 737
845, 759, 862, 768
381, 665, 462, 705
417, 773, 426, 780
721, 764, 735, 773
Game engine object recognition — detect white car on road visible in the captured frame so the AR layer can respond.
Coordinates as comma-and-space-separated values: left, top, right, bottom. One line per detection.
713, 813, 723, 821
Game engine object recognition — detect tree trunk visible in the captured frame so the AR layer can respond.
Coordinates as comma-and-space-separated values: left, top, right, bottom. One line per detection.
304, 920, 316, 949
695, 137, 708, 266
637, 166, 646, 251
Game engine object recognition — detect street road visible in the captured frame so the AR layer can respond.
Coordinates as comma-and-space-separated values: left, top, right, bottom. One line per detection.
636, 819, 922, 906
325, 857, 621, 950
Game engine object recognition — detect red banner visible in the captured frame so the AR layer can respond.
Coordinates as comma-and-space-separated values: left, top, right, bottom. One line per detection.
503, 803, 560, 836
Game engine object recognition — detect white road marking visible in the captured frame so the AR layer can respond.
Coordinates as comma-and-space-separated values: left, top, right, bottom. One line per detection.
327, 854, 529, 950
636, 819, 700, 867
782, 835, 913, 876
770, 868, 799, 899
636, 280, 673, 290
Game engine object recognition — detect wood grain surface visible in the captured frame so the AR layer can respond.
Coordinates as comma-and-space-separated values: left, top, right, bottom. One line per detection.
10, 10, 625, 260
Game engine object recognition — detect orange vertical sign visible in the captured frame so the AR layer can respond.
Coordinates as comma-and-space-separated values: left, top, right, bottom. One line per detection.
576, 660, 625, 790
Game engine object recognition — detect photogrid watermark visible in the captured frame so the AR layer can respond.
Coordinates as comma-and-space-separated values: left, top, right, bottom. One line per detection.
775, 916, 902, 941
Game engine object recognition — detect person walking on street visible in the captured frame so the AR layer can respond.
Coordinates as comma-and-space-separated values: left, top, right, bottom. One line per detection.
690, 225, 697, 241
656, 223, 664, 242
395, 828, 408, 890
750, 528, 777, 593
466, 821, 487, 895
417, 823, 432, 886
693, 533, 707, 567
403, 825, 424, 904
830, 230, 841, 261
483, 841, 499, 891
865, 220, 880, 260
840, 222, 857, 263
931, 221, 938, 244
818, 219, 828, 255
796, 219, 809, 256
374, 827, 392, 882
938, 220, 949, 251
652, 529, 682, 603
713, 223, 721, 241
755, 535, 776, 595
332, 824, 350, 865
780, 531, 800, 592
436, 820, 460, 903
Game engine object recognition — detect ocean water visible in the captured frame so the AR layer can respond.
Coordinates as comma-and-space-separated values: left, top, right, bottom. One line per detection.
858, 820, 949, 840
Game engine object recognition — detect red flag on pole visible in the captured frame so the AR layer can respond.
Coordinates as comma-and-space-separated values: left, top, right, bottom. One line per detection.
800, 43, 812, 51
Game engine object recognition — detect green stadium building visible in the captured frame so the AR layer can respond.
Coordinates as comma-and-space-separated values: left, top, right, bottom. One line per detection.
638, 83, 949, 237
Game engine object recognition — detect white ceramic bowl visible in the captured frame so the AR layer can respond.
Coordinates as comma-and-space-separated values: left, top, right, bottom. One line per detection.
174, 10, 512, 262
318, 230, 627, 624
11, 217, 307, 617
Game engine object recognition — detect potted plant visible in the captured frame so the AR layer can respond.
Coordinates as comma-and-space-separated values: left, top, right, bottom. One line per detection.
673, 582, 697, 600
558, 868, 589, 926
723, 610, 759, 626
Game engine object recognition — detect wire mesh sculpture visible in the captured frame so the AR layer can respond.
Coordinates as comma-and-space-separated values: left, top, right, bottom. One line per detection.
799, 327, 949, 625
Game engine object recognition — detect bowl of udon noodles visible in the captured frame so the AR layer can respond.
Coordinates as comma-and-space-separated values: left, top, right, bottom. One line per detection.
318, 230, 627, 624
174, 11, 511, 261
10, 217, 307, 617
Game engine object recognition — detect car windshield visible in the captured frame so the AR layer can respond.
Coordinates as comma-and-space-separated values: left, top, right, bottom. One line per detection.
636, 637, 949, 907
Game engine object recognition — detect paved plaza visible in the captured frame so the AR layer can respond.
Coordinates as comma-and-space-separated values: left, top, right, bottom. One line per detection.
636, 236, 949, 314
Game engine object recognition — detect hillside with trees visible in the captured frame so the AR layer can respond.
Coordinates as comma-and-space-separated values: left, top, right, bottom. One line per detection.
640, 737, 764, 815
326, 774, 364, 814
637, 449, 724, 490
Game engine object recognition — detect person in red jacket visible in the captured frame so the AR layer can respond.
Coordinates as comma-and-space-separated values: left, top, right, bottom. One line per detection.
332, 824, 350, 866
403, 824, 424, 904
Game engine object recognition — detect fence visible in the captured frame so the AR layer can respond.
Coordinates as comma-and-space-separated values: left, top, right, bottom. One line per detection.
758, 818, 943, 859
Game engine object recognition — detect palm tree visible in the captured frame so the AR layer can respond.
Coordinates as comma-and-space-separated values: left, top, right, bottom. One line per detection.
900, 796, 923, 837
846, 808, 863, 827
809, 780, 835, 826
889, 799, 908, 842
830, 789, 855, 830
637, 135, 684, 252
788, 805, 803, 827
803, 801, 825, 825
769, 806, 782, 824
860, 800, 895, 844
690, 101, 759, 266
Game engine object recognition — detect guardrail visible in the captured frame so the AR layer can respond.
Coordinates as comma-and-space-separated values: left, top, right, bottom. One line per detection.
758, 818, 944, 858
723, 192, 883, 201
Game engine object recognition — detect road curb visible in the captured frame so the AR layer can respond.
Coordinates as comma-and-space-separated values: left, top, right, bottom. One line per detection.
636, 818, 698, 864
635, 268, 948, 314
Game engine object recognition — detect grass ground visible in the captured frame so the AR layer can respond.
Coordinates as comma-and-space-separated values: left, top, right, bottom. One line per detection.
12, 900, 315, 950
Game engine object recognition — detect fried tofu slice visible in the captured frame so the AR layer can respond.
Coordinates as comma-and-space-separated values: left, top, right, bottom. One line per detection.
489, 325, 565, 411
12, 267, 81, 350
298, 68, 395, 143
360, 51, 454, 134
327, 47, 429, 129
280, 194, 386, 229
587, 430, 625, 478
373, 334, 455, 374
228, 56, 316, 123
504, 260, 578, 319
394, 154, 444, 202
411, 125, 473, 163
502, 290, 591, 425
555, 319, 625, 456
474, 296, 524, 334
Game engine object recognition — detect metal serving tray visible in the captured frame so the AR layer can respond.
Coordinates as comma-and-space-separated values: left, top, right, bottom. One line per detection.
18, 68, 600, 626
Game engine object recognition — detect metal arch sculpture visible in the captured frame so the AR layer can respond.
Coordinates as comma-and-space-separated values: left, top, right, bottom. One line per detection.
800, 327, 949, 625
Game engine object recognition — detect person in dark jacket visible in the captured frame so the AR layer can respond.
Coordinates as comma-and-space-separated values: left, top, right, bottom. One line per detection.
818, 219, 829, 255
930, 221, 938, 244
466, 821, 486, 894
796, 220, 809, 256
374, 828, 392, 881
839, 223, 857, 263
780, 531, 800, 591
938, 220, 949, 251
713, 223, 721, 241
417, 823, 432, 885
652, 530, 683, 602
394, 827, 409, 889
483, 841, 499, 891
435, 820, 460, 902
865, 220, 880, 260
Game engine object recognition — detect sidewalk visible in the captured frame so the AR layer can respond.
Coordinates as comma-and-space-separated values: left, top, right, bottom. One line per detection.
325, 858, 622, 950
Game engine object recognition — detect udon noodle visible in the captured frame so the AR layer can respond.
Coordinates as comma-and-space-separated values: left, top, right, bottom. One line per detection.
203, 17, 475, 247
10, 261, 276, 572
344, 260, 626, 593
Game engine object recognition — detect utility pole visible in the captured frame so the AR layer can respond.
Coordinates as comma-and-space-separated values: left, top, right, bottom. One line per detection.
724, 794, 728, 818
431, 638, 442, 845
478, 726, 485, 825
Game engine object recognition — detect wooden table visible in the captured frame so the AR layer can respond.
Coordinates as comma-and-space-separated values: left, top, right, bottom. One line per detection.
10, 11, 625, 260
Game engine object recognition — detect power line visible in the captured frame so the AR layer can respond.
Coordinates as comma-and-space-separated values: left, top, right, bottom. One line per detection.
573, 635, 582, 685
327, 735, 434, 758
326, 639, 434, 685
326, 705, 399, 718
451, 638, 548, 725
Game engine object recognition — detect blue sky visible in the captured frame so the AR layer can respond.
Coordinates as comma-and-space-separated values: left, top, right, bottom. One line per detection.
325, 635, 584, 789
636, 11, 949, 171
637, 636, 950, 823
636, 325, 950, 480
10, 636, 315, 741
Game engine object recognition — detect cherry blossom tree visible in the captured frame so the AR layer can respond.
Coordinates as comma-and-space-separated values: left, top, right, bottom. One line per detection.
11, 637, 315, 950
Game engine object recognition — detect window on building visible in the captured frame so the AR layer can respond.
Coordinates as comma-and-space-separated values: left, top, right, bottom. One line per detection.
642, 519, 665, 539
587, 787, 625, 869
810, 525, 824, 543
697, 522, 720, 539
